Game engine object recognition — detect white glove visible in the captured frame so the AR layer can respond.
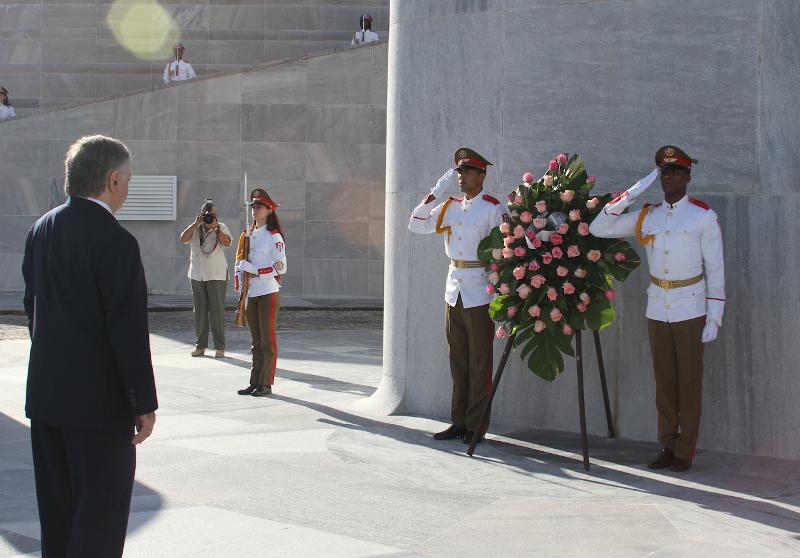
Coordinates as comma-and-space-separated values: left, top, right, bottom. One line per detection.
605, 168, 660, 215
701, 322, 719, 343
431, 168, 457, 198
236, 260, 257, 274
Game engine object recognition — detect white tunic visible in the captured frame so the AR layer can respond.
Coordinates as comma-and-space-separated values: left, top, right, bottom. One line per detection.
236, 225, 287, 298
351, 29, 379, 46
409, 192, 509, 308
590, 194, 725, 326
163, 60, 197, 83
0, 105, 16, 120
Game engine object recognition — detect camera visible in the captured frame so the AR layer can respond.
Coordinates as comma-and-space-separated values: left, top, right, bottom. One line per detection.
201, 199, 215, 225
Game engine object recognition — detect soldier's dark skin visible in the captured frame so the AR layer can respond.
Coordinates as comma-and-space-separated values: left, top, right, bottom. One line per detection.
660, 164, 691, 205
456, 166, 486, 199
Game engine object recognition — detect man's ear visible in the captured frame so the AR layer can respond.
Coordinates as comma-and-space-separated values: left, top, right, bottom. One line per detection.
107, 168, 120, 193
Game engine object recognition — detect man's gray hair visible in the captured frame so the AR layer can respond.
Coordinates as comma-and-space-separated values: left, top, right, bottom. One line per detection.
64, 135, 130, 198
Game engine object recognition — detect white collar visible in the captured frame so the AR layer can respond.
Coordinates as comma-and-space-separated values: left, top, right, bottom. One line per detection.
86, 197, 113, 214
666, 195, 688, 211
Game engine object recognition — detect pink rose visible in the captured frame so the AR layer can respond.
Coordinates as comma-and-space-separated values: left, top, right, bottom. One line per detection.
551, 247, 563, 259
586, 197, 599, 209
562, 281, 575, 295
556, 265, 569, 277
512, 266, 526, 280
546, 287, 558, 301
492, 248, 503, 260
488, 272, 500, 283
569, 209, 581, 222
503, 235, 514, 247
548, 160, 558, 171
562, 324, 573, 336
490, 263, 499, 272
496, 325, 508, 339
534, 320, 546, 333
514, 195, 524, 205
499, 283, 510, 295
486, 284, 496, 295
614, 251, 626, 262
517, 283, 532, 299
587, 176, 596, 185
550, 307, 563, 322
499, 222, 511, 234
574, 267, 587, 278
577, 302, 587, 313
560, 190, 575, 203
520, 211, 533, 224
541, 252, 553, 265
557, 222, 570, 234
542, 175, 554, 187
605, 289, 617, 301
533, 217, 547, 229
514, 246, 526, 257
567, 245, 580, 258
507, 306, 518, 317
502, 247, 514, 259
587, 249, 602, 262
530, 274, 546, 288
578, 222, 590, 236
513, 225, 525, 239
579, 292, 591, 305
508, 193, 516, 203
522, 171, 534, 184
535, 201, 547, 213
528, 260, 540, 271
557, 153, 568, 165
532, 237, 542, 249
526, 229, 536, 240
549, 233, 563, 246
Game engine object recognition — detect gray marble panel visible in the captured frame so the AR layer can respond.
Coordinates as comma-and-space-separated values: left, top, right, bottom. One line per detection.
243, 180, 305, 215
95, 74, 154, 98
177, 178, 244, 220
97, 39, 161, 64
121, 221, 177, 259
178, 141, 241, 179
208, 30, 265, 41
266, 6, 323, 31
113, 89, 178, 141
367, 259, 383, 298
202, 40, 264, 65
305, 143, 384, 182
178, 74, 242, 103
41, 38, 96, 64
370, 44, 387, 106
0, 178, 52, 217
367, 179, 384, 220
43, 4, 98, 28
242, 104, 306, 142
242, 142, 305, 181
48, 139, 73, 177
303, 258, 367, 297
0, 39, 40, 64
127, 140, 178, 175
262, 40, 337, 63
0, 4, 42, 30
95, 63, 153, 76
241, 63, 306, 105
139, 255, 178, 294
307, 45, 373, 105
304, 181, 370, 222
367, 220, 383, 259
277, 217, 304, 259
304, 220, 367, 259
41, 73, 98, 102
0, 72, 39, 99
48, 101, 115, 140
0, 215, 35, 253
0, 253, 23, 290
0, 140, 49, 178
209, 4, 266, 31
160, 4, 209, 31
306, 105, 385, 144
0, 113, 49, 139
177, 102, 242, 141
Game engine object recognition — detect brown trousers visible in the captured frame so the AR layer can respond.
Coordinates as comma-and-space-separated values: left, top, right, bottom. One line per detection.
647, 316, 706, 460
246, 292, 280, 386
445, 296, 494, 433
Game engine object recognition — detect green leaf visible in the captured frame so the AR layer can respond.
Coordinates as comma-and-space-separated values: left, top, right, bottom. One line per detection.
585, 299, 616, 331
565, 155, 588, 188
489, 295, 517, 321
478, 227, 504, 261
551, 330, 576, 357
527, 334, 565, 381
604, 240, 642, 281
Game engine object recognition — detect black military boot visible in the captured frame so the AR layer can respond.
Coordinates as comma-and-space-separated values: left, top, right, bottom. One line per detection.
648, 448, 674, 469
433, 425, 465, 440
251, 385, 272, 397
237, 385, 256, 395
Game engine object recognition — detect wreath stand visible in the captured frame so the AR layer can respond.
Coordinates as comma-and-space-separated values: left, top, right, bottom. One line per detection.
467, 330, 615, 471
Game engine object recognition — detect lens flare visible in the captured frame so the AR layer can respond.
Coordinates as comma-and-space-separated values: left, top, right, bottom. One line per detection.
107, 0, 180, 61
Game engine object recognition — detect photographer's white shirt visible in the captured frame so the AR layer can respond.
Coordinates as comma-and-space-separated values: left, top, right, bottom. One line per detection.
186, 222, 230, 282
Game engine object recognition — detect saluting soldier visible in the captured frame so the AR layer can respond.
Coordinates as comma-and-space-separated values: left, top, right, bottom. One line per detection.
589, 146, 725, 472
409, 148, 509, 445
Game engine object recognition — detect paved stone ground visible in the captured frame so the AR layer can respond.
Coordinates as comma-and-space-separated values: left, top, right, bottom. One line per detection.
1, 312, 799, 557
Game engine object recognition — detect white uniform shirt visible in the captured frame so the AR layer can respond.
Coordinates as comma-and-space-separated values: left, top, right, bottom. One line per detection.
186, 222, 230, 282
239, 225, 287, 298
0, 105, 16, 120
590, 194, 725, 326
351, 29, 379, 46
163, 60, 197, 83
409, 192, 509, 308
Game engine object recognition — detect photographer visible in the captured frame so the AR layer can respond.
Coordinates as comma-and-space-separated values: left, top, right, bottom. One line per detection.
180, 199, 232, 358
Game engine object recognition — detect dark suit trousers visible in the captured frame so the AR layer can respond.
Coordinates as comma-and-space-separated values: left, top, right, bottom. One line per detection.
31, 421, 135, 558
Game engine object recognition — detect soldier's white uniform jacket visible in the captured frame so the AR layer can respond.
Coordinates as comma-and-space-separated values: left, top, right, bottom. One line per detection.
409, 192, 509, 308
235, 225, 287, 298
162, 59, 197, 83
590, 189, 725, 327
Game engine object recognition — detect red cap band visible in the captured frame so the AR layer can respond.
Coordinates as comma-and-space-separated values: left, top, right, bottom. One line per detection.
660, 156, 693, 168
457, 158, 488, 170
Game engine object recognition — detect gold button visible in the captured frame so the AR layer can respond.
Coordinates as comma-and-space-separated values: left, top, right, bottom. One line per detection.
668, 212, 673, 217
666, 304, 671, 309
457, 236, 461, 240
458, 222, 462, 225
666, 231, 671, 235
457, 279, 462, 283
664, 269, 669, 274
664, 250, 669, 255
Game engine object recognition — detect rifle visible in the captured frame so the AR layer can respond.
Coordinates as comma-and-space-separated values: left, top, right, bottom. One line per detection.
234, 173, 249, 327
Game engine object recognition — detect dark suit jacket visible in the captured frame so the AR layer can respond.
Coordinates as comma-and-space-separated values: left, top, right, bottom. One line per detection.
22, 196, 158, 431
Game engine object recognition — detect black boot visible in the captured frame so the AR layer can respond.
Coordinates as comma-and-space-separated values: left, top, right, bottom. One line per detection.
433, 425, 465, 440
462, 431, 484, 445
648, 448, 674, 469
237, 385, 256, 395
251, 385, 272, 397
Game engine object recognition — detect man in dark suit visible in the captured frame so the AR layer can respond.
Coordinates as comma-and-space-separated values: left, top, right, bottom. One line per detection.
22, 134, 158, 557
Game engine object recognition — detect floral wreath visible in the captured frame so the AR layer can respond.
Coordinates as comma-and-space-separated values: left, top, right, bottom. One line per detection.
477, 153, 641, 380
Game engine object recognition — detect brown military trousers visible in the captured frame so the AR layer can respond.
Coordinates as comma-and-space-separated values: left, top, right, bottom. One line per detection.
246, 292, 280, 386
647, 316, 706, 460
445, 296, 494, 433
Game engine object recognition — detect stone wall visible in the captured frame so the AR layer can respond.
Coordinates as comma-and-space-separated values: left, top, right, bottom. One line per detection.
375, 0, 800, 459
0, 0, 388, 114
0, 41, 387, 299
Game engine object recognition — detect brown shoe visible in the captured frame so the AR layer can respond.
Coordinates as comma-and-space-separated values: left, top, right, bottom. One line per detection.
433, 425, 465, 440
191, 348, 205, 357
251, 385, 272, 397
648, 448, 674, 469
669, 457, 692, 472
214, 349, 225, 358
237, 385, 256, 395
